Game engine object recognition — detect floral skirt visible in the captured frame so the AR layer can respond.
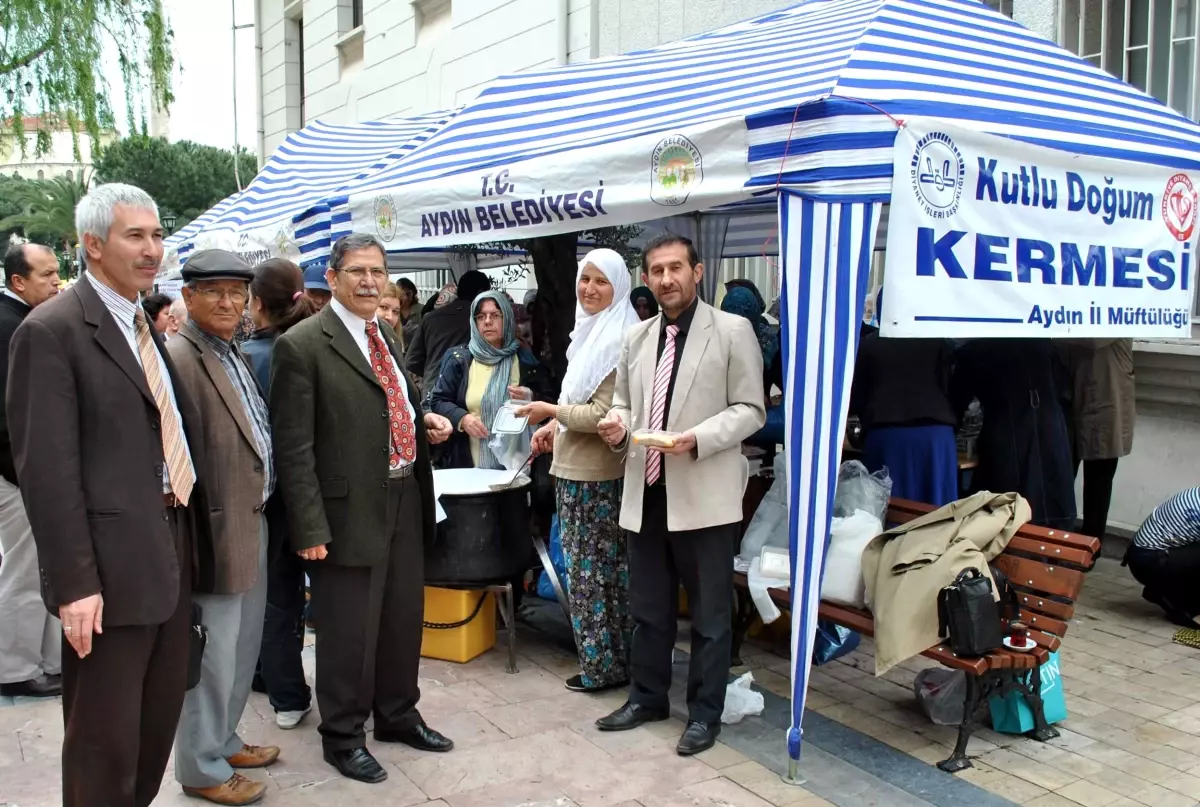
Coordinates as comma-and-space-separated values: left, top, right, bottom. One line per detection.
556, 477, 631, 688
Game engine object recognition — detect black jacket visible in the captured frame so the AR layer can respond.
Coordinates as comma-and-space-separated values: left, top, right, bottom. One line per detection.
405, 300, 472, 393
850, 330, 957, 431
0, 293, 31, 485
427, 344, 550, 469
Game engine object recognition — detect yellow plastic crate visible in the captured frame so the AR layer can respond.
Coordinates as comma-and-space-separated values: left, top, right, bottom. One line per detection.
421, 587, 496, 664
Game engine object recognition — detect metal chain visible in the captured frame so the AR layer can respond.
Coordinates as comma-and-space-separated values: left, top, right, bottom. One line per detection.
422, 591, 489, 630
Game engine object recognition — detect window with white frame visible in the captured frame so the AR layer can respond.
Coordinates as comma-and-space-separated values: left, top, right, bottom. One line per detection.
1061, 0, 1199, 119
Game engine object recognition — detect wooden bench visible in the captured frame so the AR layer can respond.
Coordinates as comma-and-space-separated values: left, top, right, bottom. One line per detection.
732, 496, 1100, 773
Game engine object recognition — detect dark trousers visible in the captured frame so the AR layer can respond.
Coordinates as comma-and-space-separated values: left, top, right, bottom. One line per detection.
628, 484, 737, 725
258, 545, 311, 713
61, 507, 190, 807
307, 474, 425, 752
1077, 457, 1119, 541
1126, 544, 1200, 625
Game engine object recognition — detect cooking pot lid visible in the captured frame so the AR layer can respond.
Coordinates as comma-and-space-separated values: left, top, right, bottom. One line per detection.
433, 467, 531, 496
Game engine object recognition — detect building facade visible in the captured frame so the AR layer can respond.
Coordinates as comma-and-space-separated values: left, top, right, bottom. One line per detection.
0, 119, 115, 183
254, 0, 1200, 530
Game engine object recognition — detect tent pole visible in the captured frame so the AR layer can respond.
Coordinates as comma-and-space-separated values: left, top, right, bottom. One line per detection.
783, 758, 807, 786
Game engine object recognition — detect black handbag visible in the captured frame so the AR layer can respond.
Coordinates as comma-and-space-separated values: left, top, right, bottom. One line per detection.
187, 602, 207, 691
937, 568, 1003, 657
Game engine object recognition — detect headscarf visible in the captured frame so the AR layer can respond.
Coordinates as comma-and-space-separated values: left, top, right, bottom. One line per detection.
722, 286, 779, 368
630, 286, 659, 319
560, 249, 641, 410
434, 283, 457, 309
468, 291, 520, 470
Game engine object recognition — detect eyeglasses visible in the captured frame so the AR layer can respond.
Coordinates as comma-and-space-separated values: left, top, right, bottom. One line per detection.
193, 287, 248, 305
339, 267, 388, 282
474, 312, 503, 324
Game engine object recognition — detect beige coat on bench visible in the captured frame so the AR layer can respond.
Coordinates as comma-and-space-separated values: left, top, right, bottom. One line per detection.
861, 491, 1031, 675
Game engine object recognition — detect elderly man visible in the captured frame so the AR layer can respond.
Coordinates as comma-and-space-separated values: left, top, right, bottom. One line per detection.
596, 233, 764, 756
7, 183, 212, 807
168, 297, 188, 337
168, 250, 279, 805
0, 243, 62, 699
272, 233, 455, 783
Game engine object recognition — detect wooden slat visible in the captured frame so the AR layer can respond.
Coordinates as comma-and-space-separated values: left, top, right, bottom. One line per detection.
1014, 589, 1075, 622
1017, 608, 1069, 639
817, 603, 876, 636
1005, 535, 1094, 568
993, 555, 1085, 601
922, 644, 989, 675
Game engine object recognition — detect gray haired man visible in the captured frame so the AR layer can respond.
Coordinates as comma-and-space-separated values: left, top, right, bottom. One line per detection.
7, 183, 213, 806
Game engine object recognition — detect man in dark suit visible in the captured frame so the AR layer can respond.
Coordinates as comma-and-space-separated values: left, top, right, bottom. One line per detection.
7, 183, 213, 807
404, 268, 491, 392
271, 233, 455, 784
0, 243, 62, 699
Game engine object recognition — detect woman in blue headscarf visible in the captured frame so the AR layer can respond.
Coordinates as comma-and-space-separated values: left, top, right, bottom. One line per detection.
720, 284, 783, 399
428, 290, 549, 469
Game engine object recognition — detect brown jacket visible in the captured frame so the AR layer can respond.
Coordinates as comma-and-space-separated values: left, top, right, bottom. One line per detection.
6, 278, 214, 625
168, 326, 268, 594
1060, 339, 1135, 461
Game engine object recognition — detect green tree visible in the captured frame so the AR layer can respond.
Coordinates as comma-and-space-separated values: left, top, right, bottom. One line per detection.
0, 173, 88, 250
93, 136, 258, 227
0, 0, 173, 159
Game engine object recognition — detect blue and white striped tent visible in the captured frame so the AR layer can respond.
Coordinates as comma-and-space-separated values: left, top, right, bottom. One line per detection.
162, 109, 457, 271
315, 0, 1200, 773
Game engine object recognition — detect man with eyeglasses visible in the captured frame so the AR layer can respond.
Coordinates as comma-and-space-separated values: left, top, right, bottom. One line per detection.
271, 233, 455, 784
168, 250, 279, 805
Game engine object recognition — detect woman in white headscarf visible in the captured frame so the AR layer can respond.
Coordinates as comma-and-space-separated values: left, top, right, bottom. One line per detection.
516, 248, 641, 693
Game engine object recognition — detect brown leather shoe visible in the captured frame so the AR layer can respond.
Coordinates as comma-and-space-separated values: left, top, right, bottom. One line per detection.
226, 744, 280, 769
182, 773, 266, 805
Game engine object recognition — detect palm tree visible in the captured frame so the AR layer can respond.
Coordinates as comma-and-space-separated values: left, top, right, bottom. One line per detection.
0, 173, 88, 250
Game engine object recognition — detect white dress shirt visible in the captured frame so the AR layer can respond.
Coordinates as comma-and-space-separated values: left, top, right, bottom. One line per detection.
2, 289, 29, 308
84, 272, 196, 493
330, 296, 418, 467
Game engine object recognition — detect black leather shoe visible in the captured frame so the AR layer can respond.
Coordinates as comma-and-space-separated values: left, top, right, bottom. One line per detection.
0, 673, 62, 698
676, 721, 719, 755
375, 723, 454, 752
322, 747, 388, 783
595, 702, 669, 732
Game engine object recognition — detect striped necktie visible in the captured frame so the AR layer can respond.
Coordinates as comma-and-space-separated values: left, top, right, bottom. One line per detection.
645, 323, 679, 487
134, 309, 194, 506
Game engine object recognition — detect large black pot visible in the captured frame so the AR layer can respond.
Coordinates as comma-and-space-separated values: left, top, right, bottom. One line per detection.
426, 471, 533, 585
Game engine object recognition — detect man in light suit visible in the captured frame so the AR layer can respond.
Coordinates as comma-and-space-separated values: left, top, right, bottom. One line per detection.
596, 233, 764, 756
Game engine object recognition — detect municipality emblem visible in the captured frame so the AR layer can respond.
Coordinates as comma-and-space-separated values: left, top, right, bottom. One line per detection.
1162, 173, 1197, 242
651, 135, 703, 206
910, 132, 965, 219
374, 195, 398, 242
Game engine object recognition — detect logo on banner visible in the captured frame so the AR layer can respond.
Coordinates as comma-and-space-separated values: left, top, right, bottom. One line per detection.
274, 225, 299, 258
910, 132, 965, 219
374, 195, 398, 242
651, 135, 703, 206
1162, 173, 1197, 242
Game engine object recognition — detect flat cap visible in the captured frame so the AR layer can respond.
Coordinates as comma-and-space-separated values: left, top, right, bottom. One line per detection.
181, 249, 254, 284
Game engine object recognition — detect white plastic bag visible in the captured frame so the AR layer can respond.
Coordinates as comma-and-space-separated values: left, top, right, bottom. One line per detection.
914, 668, 966, 727
820, 509, 882, 608
747, 556, 787, 624
740, 451, 789, 562
833, 460, 892, 524
721, 672, 765, 724
486, 426, 531, 471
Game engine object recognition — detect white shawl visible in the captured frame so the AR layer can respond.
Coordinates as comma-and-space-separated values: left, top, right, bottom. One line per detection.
558, 248, 641, 409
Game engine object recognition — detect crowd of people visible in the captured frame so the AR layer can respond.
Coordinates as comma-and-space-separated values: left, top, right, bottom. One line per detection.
0, 180, 1196, 807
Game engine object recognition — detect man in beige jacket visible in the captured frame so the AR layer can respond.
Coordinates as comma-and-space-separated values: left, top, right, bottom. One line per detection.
595, 234, 764, 756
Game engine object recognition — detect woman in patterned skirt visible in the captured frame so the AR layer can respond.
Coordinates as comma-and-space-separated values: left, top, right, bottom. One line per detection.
518, 249, 642, 692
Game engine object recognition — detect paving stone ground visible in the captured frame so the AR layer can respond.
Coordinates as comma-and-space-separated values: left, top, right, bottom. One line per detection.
1, 555, 1197, 807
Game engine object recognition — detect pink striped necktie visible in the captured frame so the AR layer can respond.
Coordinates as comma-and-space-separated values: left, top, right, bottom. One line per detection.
645, 323, 679, 486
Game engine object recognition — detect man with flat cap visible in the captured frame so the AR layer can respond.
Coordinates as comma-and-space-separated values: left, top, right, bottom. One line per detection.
168, 250, 280, 806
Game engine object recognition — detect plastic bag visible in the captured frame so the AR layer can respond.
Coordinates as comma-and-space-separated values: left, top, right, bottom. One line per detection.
721, 672, 765, 724
535, 515, 569, 601
820, 509, 883, 608
812, 620, 861, 666
746, 556, 786, 624
914, 668, 967, 727
833, 460, 892, 524
487, 425, 532, 471
740, 451, 789, 562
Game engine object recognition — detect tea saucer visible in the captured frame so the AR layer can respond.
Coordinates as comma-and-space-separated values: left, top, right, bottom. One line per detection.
1003, 636, 1036, 652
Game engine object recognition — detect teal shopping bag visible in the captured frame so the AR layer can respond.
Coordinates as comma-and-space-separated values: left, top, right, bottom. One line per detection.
988, 651, 1068, 734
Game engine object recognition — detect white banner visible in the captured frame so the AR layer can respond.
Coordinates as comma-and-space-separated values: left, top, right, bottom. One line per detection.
883, 119, 1197, 338
161, 224, 305, 274
346, 117, 752, 249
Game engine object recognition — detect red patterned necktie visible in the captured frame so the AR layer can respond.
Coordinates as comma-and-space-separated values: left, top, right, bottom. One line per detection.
645, 323, 679, 486
364, 321, 416, 465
